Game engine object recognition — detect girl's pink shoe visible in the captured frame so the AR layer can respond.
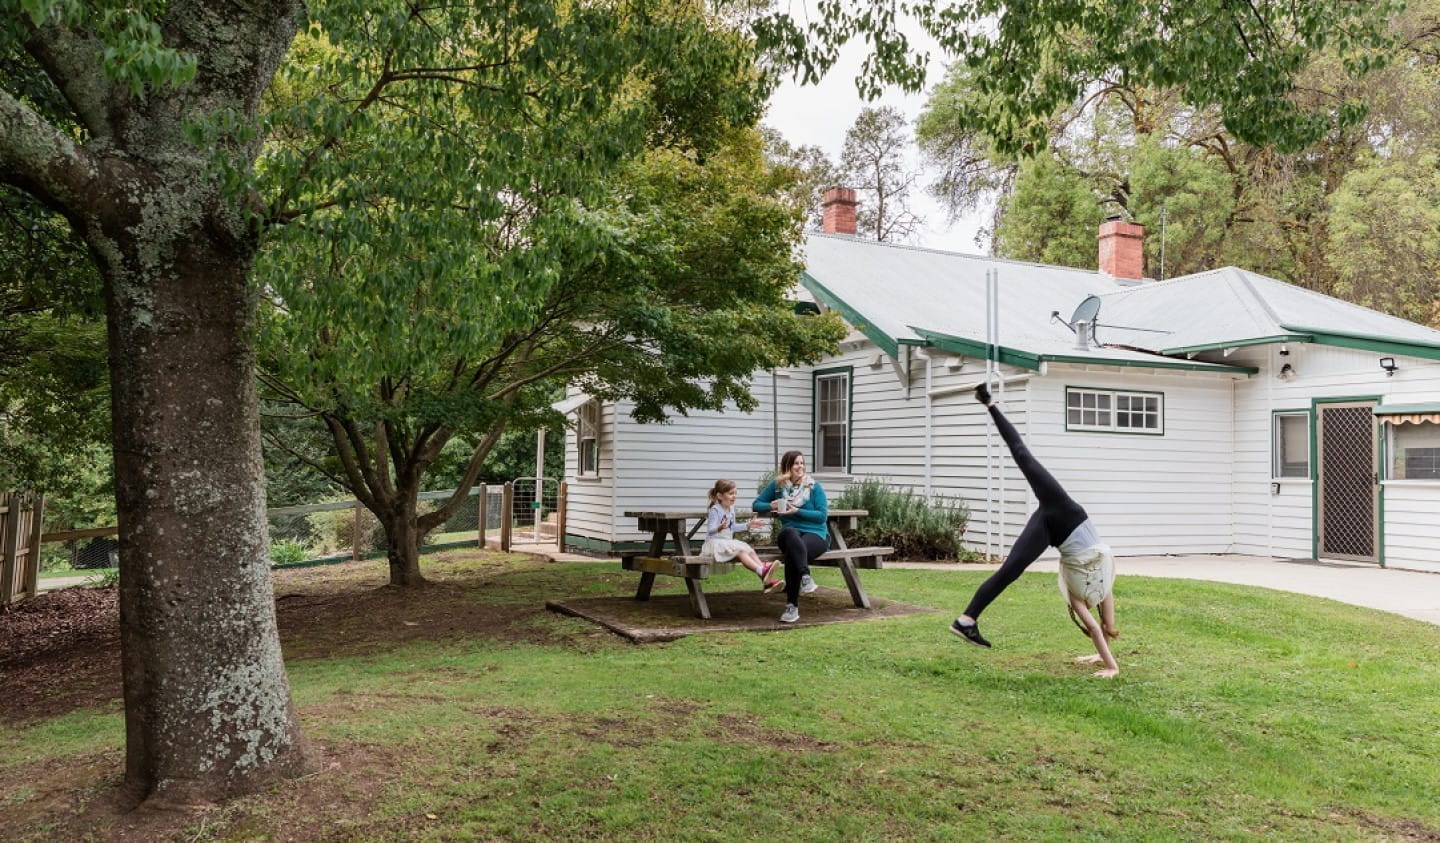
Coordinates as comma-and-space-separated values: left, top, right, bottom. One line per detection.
763, 578, 785, 594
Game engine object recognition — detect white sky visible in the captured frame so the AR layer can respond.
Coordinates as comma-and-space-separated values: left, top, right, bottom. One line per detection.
762, 35, 993, 255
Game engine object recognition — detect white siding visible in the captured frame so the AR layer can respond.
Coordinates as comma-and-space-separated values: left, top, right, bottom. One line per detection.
562, 397, 618, 545
561, 333, 1440, 568
1228, 343, 1440, 571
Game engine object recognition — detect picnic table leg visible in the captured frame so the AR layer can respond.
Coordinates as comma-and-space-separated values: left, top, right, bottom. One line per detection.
634, 528, 668, 602
836, 558, 871, 609
635, 572, 656, 601
684, 578, 712, 619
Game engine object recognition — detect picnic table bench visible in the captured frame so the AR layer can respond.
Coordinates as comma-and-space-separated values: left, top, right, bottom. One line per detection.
619, 509, 894, 619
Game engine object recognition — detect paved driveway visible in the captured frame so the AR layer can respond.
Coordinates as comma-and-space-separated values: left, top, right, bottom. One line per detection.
894, 554, 1440, 626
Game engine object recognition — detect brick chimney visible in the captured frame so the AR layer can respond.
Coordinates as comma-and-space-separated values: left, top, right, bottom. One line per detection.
1097, 217, 1145, 280
821, 187, 858, 235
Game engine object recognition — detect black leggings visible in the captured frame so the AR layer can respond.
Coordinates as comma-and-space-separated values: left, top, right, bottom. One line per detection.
964, 405, 1088, 619
777, 527, 827, 604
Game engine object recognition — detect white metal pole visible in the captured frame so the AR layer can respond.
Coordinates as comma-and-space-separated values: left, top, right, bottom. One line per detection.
985, 268, 996, 560
993, 269, 1006, 556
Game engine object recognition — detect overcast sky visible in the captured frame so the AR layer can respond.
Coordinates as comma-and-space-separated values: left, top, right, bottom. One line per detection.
762, 35, 993, 255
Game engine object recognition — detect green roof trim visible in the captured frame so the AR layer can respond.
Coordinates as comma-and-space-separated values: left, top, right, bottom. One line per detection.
1373, 403, 1440, 416
1159, 334, 1313, 356
1279, 324, 1440, 361
1040, 354, 1256, 374
799, 271, 898, 357
910, 328, 1043, 371
912, 328, 1255, 374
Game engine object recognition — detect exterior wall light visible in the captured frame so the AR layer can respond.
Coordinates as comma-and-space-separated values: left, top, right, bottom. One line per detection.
1380, 357, 1398, 376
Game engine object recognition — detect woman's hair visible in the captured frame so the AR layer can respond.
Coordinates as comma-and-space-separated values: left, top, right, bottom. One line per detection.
779, 450, 804, 476
707, 478, 737, 505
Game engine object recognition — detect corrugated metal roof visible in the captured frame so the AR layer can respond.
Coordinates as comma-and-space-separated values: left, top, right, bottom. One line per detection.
801, 234, 1440, 365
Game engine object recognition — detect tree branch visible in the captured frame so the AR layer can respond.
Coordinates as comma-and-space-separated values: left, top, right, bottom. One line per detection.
0, 89, 103, 220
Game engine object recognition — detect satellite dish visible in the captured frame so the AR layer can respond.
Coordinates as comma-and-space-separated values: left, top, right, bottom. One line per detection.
1071, 295, 1102, 325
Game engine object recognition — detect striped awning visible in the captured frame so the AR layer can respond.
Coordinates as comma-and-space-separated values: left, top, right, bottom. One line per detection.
1373, 403, 1440, 425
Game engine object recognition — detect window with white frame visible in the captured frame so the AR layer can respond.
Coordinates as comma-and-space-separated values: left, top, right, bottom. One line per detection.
578, 401, 600, 476
1272, 412, 1310, 478
815, 370, 850, 472
1065, 387, 1163, 433
1386, 419, 1440, 480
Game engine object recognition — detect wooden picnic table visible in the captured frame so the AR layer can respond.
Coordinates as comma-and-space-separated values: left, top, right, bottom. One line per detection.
619, 508, 891, 619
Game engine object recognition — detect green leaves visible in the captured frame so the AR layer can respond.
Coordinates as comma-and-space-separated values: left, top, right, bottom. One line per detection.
757, 0, 1402, 153
9, 0, 197, 95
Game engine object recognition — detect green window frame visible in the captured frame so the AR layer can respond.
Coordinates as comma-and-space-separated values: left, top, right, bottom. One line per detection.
1065, 387, 1164, 435
1271, 411, 1311, 478
813, 368, 851, 472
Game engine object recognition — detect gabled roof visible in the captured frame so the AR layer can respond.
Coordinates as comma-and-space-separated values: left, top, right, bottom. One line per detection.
801, 234, 1440, 370
1099, 267, 1440, 361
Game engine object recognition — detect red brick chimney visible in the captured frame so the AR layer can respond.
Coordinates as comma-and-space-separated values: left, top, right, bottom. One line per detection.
1098, 217, 1145, 280
821, 187, 858, 236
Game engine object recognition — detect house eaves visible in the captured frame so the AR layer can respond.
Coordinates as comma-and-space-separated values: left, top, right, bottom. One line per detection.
909, 328, 1257, 375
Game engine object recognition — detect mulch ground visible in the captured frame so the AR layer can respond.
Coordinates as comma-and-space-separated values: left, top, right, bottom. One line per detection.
0, 555, 563, 727
548, 584, 932, 642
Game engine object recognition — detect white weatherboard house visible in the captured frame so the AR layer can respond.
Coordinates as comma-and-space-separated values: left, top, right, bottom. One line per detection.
558, 189, 1440, 573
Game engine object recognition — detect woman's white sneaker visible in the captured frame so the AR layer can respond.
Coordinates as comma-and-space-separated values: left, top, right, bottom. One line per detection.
779, 604, 800, 623
799, 574, 818, 595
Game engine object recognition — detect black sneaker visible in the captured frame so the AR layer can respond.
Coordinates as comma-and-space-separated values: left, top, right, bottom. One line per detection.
974, 383, 991, 405
949, 618, 991, 648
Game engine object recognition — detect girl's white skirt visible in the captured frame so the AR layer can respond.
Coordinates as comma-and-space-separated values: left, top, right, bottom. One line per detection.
1058, 544, 1115, 608
700, 537, 752, 562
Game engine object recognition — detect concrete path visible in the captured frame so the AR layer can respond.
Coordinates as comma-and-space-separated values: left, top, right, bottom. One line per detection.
891, 554, 1440, 626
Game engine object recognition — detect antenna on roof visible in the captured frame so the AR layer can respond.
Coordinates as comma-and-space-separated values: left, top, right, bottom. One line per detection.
1049, 293, 1169, 346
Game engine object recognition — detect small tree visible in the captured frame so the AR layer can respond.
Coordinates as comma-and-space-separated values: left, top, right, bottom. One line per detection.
839, 106, 923, 242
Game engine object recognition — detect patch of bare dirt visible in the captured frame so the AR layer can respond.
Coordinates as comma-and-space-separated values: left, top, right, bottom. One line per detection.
0, 551, 611, 728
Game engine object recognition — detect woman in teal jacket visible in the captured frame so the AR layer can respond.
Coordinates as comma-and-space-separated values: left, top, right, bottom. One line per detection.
753, 450, 829, 623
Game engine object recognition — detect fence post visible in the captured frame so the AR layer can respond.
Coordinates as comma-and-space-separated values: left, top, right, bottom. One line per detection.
477, 484, 487, 549
556, 481, 567, 553
500, 481, 513, 552
1, 493, 20, 606
352, 500, 362, 562
22, 494, 44, 599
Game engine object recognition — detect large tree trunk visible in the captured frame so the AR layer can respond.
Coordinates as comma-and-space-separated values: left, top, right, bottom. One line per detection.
101, 191, 311, 807
383, 495, 427, 587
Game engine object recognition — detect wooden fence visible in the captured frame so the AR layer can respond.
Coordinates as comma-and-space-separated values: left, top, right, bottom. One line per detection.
1, 492, 46, 607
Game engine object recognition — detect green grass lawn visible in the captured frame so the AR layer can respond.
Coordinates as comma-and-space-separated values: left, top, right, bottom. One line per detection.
4, 553, 1439, 841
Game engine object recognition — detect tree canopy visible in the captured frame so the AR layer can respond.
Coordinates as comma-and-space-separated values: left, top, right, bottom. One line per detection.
253, 2, 845, 584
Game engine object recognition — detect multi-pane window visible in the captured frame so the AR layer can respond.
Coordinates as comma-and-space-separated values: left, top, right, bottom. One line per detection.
578, 401, 600, 476
815, 371, 850, 472
1387, 419, 1440, 480
1066, 388, 1163, 434
1272, 412, 1310, 478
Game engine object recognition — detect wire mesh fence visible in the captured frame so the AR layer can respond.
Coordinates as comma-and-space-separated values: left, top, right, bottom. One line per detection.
36, 480, 565, 576
509, 477, 561, 543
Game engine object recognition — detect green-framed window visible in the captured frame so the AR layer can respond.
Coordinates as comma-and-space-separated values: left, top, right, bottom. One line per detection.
814, 369, 851, 472
578, 401, 600, 477
1065, 387, 1164, 434
1272, 411, 1310, 478
1384, 418, 1440, 480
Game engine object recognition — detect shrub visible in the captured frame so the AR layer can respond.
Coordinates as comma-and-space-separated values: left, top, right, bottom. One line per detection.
307, 504, 385, 555
86, 568, 120, 588
268, 538, 312, 565
831, 477, 972, 561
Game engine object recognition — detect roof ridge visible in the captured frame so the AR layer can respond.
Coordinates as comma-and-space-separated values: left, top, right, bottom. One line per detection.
805, 232, 1109, 276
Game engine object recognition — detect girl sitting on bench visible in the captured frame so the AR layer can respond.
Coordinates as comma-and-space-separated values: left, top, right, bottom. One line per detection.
703, 479, 783, 593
